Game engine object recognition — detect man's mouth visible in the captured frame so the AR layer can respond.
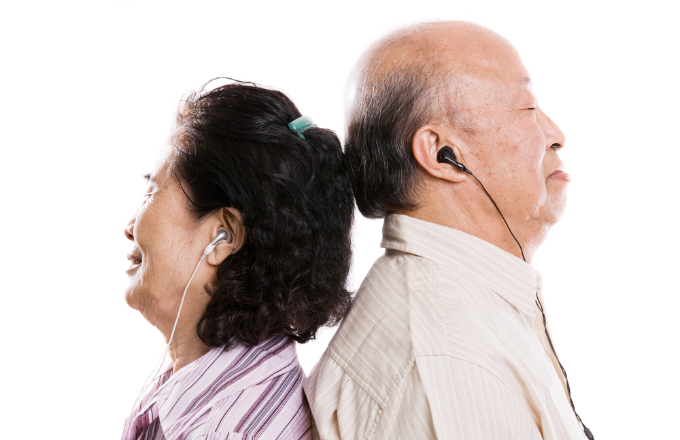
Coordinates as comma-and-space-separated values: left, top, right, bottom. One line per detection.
548, 164, 570, 181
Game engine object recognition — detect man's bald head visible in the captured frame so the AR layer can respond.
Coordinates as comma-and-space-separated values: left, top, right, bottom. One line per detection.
348, 22, 503, 121
348, 21, 518, 126
345, 21, 521, 218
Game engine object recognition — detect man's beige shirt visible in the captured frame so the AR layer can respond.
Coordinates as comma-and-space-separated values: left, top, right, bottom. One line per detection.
304, 215, 587, 440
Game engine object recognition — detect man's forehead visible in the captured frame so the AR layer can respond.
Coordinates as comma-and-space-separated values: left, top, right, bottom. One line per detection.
515, 76, 535, 100
459, 70, 535, 111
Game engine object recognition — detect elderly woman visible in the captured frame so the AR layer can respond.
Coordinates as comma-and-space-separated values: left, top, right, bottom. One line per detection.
122, 81, 353, 440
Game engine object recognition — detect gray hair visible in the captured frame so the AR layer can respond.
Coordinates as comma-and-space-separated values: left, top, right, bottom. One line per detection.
345, 26, 472, 218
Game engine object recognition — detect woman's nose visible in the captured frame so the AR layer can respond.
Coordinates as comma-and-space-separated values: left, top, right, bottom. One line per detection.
125, 217, 135, 241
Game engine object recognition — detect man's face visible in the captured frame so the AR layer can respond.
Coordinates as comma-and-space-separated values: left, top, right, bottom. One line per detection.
458, 43, 568, 240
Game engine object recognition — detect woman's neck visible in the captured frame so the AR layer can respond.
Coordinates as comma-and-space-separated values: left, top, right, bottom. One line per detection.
168, 332, 212, 373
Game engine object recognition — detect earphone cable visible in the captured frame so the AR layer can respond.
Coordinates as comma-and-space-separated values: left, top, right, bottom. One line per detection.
125, 254, 206, 436
463, 168, 526, 262
167, 254, 206, 348
536, 295, 594, 440
461, 162, 593, 439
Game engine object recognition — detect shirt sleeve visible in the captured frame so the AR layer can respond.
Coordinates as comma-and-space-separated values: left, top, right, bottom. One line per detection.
377, 355, 542, 440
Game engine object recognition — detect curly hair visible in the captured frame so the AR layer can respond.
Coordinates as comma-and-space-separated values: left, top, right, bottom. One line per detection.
170, 79, 354, 349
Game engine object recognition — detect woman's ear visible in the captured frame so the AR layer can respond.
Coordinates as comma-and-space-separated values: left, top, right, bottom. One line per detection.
206, 207, 246, 266
412, 125, 469, 183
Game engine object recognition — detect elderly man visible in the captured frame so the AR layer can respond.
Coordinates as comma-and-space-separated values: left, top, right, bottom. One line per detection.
304, 21, 594, 440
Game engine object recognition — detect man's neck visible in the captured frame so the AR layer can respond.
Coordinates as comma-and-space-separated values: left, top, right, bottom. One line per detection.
400, 190, 541, 263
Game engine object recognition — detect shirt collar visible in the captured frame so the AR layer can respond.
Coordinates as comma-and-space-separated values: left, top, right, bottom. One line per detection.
381, 214, 538, 318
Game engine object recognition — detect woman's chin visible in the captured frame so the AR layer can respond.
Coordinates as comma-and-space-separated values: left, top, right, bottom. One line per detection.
124, 286, 142, 311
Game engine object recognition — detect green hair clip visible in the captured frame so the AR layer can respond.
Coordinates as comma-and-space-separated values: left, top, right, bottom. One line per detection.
288, 115, 317, 139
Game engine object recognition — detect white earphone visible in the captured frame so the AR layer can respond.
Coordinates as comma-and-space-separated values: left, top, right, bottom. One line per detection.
127, 228, 233, 429
203, 229, 231, 256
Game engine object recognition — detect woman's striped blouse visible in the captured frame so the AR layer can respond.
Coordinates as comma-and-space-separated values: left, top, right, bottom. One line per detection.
122, 336, 311, 440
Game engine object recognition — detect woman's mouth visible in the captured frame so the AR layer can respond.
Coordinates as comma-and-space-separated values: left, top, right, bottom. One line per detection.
126, 251, 142, 273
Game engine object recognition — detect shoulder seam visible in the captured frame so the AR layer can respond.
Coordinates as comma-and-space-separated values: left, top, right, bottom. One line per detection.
362, 359, 417, 440
327, 346, 408, 408
327, 349, 419, 440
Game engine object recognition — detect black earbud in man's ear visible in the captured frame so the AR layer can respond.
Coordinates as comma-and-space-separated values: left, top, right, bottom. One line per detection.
436, 146, 471, 174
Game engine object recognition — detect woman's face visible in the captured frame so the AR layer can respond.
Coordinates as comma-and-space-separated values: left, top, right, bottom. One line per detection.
124, 153, 213, 333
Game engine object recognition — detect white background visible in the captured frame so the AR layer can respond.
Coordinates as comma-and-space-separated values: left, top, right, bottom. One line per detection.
1, 1, 678, 438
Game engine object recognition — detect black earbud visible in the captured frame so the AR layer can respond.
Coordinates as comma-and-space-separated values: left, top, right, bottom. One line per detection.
437, 146, 470, 174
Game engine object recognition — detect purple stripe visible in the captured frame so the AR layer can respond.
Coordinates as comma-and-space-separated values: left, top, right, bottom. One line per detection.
215, 390, 244, 432
183, 419, 206, 438
234, 373, 284, 432
177, 336, 288, 419
275, 402, 305, 440
167, 346, 246, 416
178, 343, 288, 427
251, 369, 303, 438
297, 426, 311, 440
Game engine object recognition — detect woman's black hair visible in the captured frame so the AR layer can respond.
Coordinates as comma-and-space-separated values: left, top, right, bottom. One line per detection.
171, 79, 354, 349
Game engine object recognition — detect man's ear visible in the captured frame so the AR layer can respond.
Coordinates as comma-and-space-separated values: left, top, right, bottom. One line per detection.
412, 125, 469, 183
206, 207, 246, 266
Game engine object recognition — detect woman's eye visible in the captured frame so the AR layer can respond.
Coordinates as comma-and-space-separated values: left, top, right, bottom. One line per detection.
141, 174, 156, 202
142, 187, 156, 202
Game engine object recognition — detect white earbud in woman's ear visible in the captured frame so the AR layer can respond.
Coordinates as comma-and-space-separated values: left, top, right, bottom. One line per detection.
203, 229, 232, 256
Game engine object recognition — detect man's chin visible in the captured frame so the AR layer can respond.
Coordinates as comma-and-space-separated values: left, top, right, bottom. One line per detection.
543, 198, 567, 226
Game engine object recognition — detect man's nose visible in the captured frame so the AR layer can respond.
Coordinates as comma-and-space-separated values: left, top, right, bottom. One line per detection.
539, 109, 566, 151
125, 217, 135, 241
